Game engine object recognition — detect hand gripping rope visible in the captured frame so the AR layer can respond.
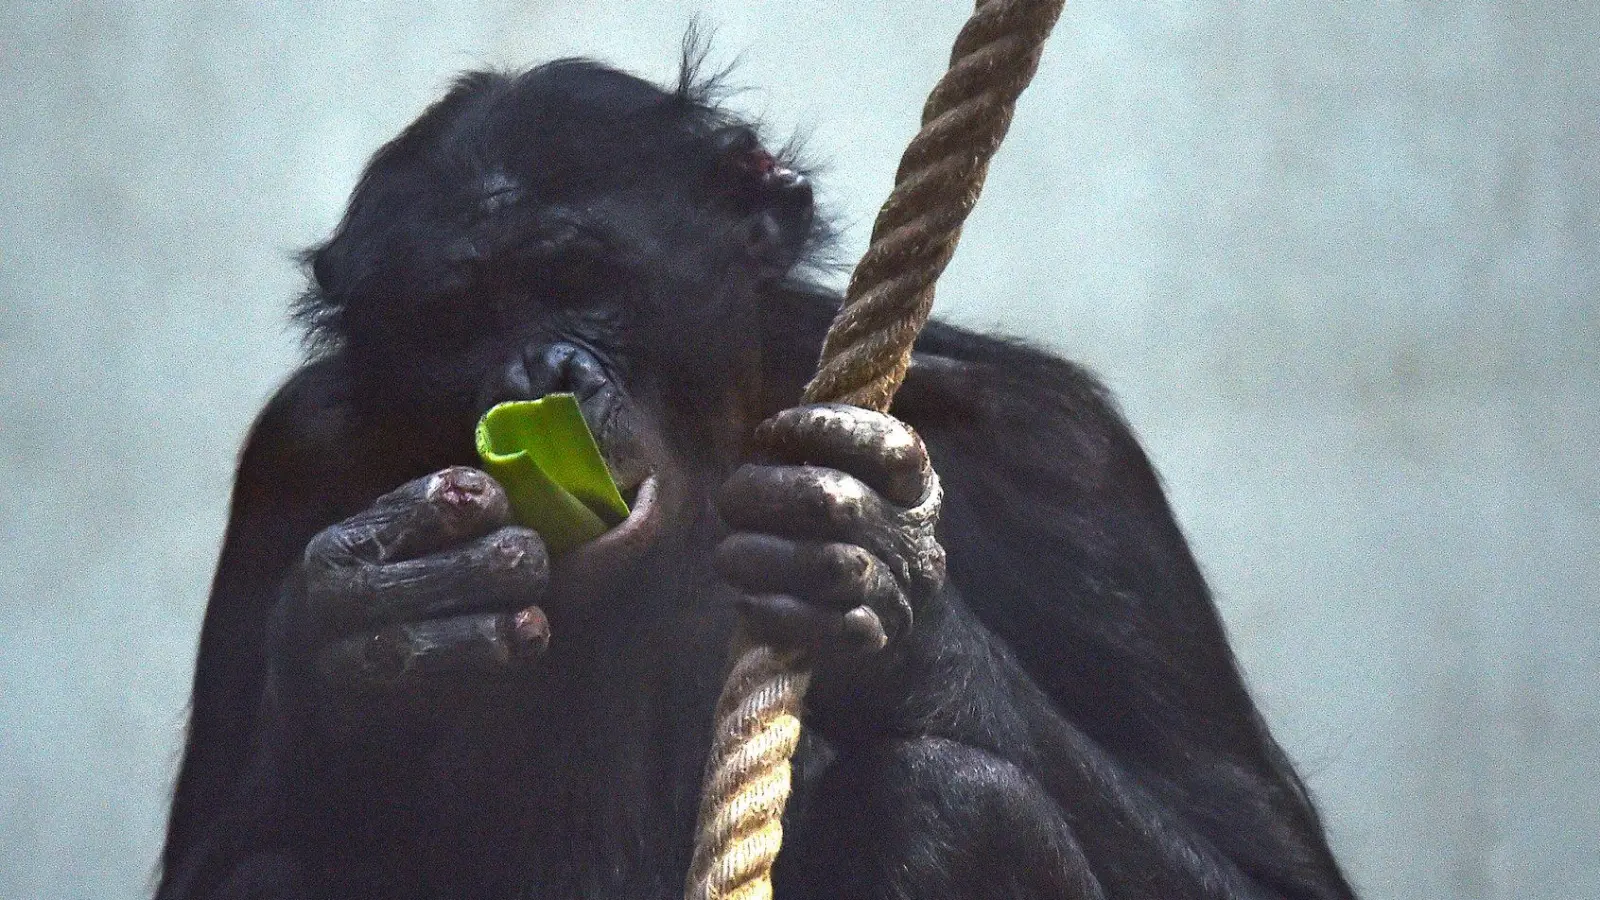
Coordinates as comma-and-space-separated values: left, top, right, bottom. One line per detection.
685, 3, 1066, 898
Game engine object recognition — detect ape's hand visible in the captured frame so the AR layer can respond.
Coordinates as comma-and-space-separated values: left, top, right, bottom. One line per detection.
285, 467, 551, 720
716, 404, 945, 654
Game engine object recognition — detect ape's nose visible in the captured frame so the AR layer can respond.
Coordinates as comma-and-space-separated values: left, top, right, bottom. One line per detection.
521, 342, 611, 402
476, 341, 616, 420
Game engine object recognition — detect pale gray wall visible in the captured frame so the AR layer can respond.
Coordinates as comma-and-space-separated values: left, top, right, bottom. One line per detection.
2, 2, 1595, 898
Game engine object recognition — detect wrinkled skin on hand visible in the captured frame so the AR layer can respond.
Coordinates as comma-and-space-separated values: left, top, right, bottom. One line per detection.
715, 403, 944, 655
288, 467, 552, 725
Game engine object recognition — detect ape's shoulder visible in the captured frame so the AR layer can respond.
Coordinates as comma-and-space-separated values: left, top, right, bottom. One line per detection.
912, 318, 1111, 406
236, 355, 354, 487
898, 318, 1144, 500
896, 318, 1232, 748
230, 354, 413, 526
764, 284, 1129, 455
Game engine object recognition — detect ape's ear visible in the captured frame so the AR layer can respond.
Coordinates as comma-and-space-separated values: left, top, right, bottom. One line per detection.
305, 228, 373, 307
291, 238, 352, 348
710, 127, 816, 274
309, 238, 345, 296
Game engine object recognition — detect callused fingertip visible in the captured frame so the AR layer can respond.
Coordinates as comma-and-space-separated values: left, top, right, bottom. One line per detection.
842, 605, 889, 654
750, 416, 779, 455
430, 466, 491, 508
490, 527, 549, 575
511, 606, 551, 658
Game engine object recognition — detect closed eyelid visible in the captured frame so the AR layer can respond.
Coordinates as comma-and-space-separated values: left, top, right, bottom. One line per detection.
476, 172, 525, 211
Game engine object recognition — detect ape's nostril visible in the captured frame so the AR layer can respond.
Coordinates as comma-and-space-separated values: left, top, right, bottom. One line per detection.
523, 342, 609, 400
478, 342, 612, 417
522, 343, 575, 398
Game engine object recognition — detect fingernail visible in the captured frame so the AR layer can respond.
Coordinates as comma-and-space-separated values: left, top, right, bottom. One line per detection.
842, 606, 888, 653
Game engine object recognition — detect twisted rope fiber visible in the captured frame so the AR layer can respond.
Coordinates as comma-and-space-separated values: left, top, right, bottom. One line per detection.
685, 2, 1065, 899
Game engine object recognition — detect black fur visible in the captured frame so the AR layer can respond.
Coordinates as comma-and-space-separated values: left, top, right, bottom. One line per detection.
158, 57, 1355, 900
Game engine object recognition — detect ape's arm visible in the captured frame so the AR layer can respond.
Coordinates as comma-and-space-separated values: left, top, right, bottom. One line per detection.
161, 357, 378, 887
895, 328, 1352, 898
722, 398, 1333, 898
739, 287, 1351, 897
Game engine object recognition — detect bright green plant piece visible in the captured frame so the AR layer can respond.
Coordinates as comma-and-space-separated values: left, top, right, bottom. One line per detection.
475, 395, 630, 555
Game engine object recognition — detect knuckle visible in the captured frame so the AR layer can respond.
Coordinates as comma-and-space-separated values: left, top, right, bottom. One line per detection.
714, 533, 784, 589
766, 404, 823, 436
714, 529, 757, 557
302, 529, 335, 570
802, 467, 868, 524
813, 402, 901, 441
303, 524, 357, 573
760, 404, 855, 453
320, 627, 411, 686
716, 464, 765, 509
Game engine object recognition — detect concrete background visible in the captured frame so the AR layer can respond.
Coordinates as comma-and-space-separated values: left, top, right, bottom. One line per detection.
2, 1, 1595, 898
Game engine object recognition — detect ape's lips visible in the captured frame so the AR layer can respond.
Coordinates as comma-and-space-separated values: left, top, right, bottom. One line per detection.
478, 340, 666, 574
552, 471, 662, 589
552, 388, 667, 581
579, 396, 654, 507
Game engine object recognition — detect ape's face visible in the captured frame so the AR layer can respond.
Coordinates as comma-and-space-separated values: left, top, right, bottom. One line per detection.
299, 61, 819, 580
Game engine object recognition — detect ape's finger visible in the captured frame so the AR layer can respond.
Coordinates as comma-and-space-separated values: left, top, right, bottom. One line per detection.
755, 404, 932, 507
735, 594, 840, 652
318, 606, 549, 691
310, 526, 549, 629
735, 595, 890, 655
715, 534, 904, 614
305, 467, 512, 571
717, 464, 895, 545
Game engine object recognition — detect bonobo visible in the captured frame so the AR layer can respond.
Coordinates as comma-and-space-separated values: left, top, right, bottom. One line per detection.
159, 57, 1356, 900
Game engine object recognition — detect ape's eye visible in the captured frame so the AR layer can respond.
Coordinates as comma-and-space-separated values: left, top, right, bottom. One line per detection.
712, 126, 762, 159
478, 172, 524, 213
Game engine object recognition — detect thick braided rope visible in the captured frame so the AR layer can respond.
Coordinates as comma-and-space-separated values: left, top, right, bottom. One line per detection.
804, 0, 1068, 411
685, 3, 1065, 899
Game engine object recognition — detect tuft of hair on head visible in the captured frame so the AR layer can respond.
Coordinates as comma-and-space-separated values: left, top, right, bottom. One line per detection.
672, 21, 840, 281
675, 21, 741, 110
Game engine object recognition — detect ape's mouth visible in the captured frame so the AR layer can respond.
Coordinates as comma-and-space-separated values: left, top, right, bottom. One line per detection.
479, 340, 669, 576
479, 342, 653, 490
548, 469, 668, 606
558, 471, 660, 566
583, 400, 655, 512
549, 394, 673, 596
